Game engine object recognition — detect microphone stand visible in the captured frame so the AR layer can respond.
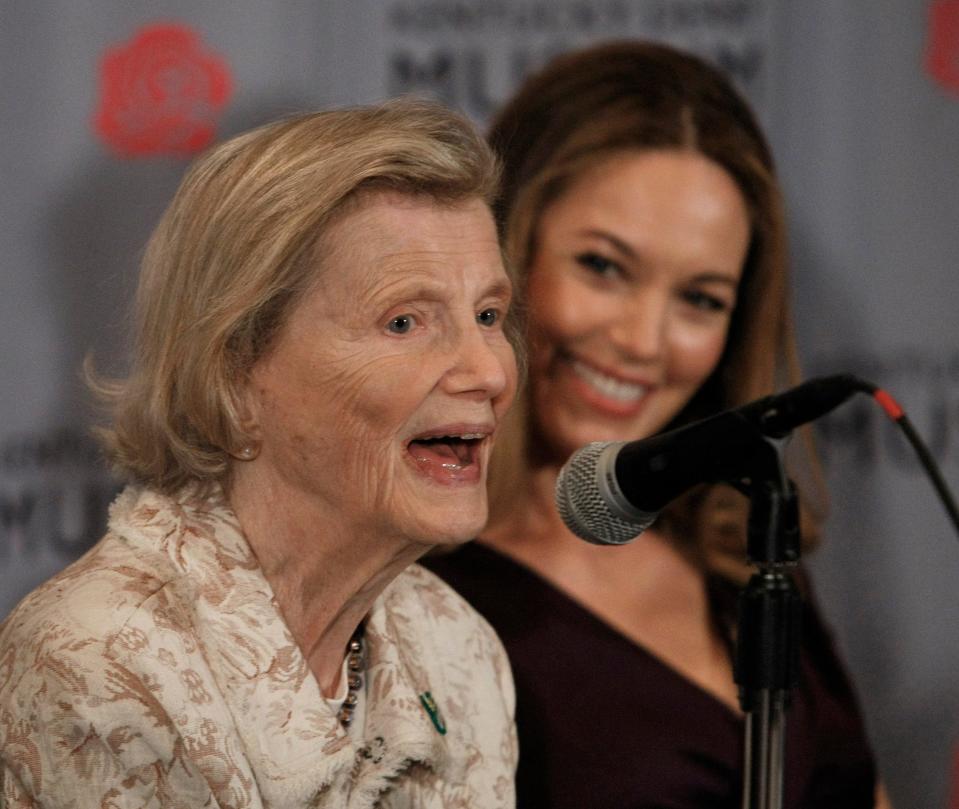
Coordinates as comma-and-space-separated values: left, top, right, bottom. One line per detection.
732, 435, 802, 809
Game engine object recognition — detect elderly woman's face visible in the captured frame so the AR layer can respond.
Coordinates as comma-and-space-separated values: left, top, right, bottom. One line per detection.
243, 192, 517, 546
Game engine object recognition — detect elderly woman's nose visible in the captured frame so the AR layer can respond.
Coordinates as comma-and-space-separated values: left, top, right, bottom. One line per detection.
443, 321, 511, 398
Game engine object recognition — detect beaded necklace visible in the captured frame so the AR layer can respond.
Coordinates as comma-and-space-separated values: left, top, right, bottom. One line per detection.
337, 623, 365, 728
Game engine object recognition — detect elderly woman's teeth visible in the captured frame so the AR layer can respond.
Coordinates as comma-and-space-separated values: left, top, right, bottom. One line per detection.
407, 433, 485, 481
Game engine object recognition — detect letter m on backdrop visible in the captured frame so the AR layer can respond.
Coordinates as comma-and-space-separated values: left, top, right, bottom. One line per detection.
390, 51, 455, 105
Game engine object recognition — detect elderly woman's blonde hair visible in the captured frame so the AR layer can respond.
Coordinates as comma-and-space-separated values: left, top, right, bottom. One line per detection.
95, 99, 504, 493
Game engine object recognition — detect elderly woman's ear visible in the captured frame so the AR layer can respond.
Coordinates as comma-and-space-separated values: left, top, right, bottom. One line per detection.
230, 376, 263, 462
232, 441, 260, 461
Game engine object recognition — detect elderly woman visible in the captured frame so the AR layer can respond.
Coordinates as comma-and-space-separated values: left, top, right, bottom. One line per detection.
0, 100, 518, 807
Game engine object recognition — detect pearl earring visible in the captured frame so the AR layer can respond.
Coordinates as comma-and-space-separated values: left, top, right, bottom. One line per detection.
238, 445, 258, 460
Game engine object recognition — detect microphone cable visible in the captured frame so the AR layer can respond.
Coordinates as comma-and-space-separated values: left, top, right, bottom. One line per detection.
555, 373, 959, 546
852, 377, 959, 537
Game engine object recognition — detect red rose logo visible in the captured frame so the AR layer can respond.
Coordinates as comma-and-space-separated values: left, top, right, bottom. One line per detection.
94, 23, 233, 157
926, 1, 959, 96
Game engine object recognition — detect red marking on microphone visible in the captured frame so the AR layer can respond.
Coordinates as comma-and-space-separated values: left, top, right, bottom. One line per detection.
94, 23, 233, 158
873, 389, 904, 421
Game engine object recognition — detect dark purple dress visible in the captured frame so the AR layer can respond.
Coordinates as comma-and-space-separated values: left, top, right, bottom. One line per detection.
424, 542, 876, 809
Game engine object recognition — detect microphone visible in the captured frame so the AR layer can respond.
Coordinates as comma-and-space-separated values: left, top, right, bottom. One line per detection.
555, 374, 866, 545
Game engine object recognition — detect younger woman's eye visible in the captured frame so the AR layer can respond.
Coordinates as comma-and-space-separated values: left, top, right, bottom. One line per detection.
387, 314, 417, 334
683, 289, 731, 313
477, 308, 500, 327
575, 252, 623, 278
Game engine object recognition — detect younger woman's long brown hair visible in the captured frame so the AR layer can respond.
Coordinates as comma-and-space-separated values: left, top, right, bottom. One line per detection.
485, 40, 826, 563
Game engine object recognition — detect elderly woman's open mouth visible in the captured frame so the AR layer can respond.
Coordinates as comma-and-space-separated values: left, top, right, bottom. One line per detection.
406, 426, 491, 484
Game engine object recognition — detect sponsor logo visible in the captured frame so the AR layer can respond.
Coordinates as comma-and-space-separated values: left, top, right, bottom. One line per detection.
0, 428, 117, 561
0, 428, 119, 616
384, 0, 768, 120
926, 0, 959, 96
94, 22, 233, 157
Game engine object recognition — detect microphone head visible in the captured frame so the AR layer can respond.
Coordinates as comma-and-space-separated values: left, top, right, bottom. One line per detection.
555, 441, 658, 545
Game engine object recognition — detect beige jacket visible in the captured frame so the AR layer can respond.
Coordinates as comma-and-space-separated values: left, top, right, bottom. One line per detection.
0, 486, 517, 808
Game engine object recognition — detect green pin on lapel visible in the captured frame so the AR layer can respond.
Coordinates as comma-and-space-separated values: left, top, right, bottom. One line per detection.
419, 691, 447, 735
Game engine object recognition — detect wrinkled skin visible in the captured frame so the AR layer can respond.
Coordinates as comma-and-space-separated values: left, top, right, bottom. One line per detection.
240, 192, 517, 552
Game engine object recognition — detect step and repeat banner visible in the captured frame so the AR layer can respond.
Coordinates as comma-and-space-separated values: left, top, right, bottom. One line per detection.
2, 2, 958, 805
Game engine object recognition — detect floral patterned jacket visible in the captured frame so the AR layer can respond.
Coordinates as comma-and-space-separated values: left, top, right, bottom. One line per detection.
0, 486, 517, 808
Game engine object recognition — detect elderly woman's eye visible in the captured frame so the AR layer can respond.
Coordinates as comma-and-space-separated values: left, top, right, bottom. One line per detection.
387, 314, 417, 334
477, 308, 499, 327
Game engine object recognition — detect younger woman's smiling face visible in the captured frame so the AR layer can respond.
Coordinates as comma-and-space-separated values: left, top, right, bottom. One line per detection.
525, 149, 751, 461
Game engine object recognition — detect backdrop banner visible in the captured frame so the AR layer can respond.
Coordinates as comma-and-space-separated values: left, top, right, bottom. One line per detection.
2, 2, 957, 806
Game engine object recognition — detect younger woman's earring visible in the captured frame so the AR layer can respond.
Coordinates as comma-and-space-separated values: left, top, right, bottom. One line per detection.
238, 444, 259, 461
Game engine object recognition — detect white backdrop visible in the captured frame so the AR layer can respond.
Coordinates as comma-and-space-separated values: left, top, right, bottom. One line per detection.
2, 2, 958, 806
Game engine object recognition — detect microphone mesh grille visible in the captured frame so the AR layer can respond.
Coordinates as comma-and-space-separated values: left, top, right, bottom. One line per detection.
555, 442, 654, 545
